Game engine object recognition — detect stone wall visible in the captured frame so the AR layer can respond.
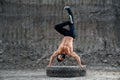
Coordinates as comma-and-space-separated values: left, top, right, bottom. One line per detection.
0, 0, 120, 69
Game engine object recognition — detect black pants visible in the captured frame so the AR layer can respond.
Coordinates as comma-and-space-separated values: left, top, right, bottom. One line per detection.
54, 21, 76, 39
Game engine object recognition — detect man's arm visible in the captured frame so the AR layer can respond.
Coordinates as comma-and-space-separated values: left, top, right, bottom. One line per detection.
69, 52, 86, 68
48, 51, 59, 66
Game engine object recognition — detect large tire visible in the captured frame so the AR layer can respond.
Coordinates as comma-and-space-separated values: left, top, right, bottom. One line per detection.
46, 66, 86, 77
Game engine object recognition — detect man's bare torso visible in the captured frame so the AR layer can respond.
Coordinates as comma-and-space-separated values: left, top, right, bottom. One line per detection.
57, 36, 73, 55
48, 36, 86, 68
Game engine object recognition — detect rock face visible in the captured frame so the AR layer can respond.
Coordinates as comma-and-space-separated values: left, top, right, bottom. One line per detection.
0, 0, 120, 69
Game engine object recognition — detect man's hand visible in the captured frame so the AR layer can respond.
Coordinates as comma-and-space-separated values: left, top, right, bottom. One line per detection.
80, 65, 86, 69
47, 64, 51, 67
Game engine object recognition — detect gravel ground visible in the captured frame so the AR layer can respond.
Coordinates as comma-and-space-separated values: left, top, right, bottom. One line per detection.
0, 66, 120, 80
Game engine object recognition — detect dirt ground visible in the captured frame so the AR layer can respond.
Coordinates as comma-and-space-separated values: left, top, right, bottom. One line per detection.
0, 66, 120, 80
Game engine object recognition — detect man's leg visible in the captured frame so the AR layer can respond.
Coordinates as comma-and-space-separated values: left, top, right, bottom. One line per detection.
54, 21, 70, 36
64, 6, 76, 38
69, 24, 76, 39
64, 6, 74, 24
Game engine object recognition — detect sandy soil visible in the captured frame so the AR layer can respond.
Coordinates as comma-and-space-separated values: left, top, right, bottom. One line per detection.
0, 66, 120, 80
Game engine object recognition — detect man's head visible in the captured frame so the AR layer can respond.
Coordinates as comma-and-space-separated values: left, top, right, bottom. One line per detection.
57, 53, 66, 62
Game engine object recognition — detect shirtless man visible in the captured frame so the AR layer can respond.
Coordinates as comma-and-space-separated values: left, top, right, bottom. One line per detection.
48, 6, 85, 68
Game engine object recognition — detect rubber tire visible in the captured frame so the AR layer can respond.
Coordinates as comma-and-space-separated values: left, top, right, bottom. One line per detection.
46, 66, 86, 77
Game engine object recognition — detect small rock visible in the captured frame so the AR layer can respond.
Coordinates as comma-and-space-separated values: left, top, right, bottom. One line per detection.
0, 49, 4, 54
102, 59, 108, 63
0, 59, 4, 63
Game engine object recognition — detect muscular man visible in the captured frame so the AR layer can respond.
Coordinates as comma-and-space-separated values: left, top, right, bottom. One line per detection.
48, 6, 85, 68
